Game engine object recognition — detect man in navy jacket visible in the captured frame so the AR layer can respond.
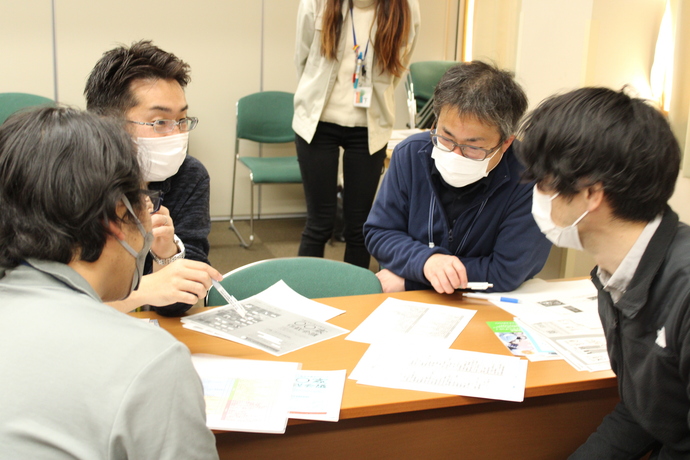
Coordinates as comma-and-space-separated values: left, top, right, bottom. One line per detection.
364, 61, 551, 293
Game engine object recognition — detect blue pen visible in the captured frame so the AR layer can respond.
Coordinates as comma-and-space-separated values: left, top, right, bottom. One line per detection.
464, 293, 520, 304
499, 296, 520, 304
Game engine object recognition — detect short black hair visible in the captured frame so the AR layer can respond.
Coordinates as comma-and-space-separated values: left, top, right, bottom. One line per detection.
0, 106, 144, 267
432, 61, 528, 140
84, 39, 191, 117
518, 87, 680, 222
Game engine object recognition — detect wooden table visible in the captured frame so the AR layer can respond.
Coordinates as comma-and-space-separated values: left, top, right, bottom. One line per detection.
132, 290, 618, 459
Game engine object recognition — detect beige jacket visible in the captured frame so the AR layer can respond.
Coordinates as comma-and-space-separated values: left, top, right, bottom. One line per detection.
293, 0, 420, 154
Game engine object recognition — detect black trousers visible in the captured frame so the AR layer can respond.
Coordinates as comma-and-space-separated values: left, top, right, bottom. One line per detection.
295, 121, 386, 268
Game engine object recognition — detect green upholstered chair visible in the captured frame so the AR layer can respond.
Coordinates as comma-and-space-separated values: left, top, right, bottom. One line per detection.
206, 257, 382, 305
229, 91, 301, 248
409, 61, 457, 112
0, 92, 54, 125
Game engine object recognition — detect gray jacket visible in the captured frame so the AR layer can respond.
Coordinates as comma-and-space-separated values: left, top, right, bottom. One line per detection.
0, 260, 218, 460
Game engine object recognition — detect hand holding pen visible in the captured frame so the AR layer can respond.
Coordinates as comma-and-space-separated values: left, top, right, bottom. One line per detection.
211, 279, 247, 317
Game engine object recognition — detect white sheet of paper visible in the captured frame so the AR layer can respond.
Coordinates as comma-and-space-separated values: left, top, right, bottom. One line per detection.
350, 344, 528, 402
515, 316, 610, 372
289, 369, 346, 422
182, 297, 348, 356
249, 280, 345, 322
346, 297, 476, 348
191, 354, 299, 433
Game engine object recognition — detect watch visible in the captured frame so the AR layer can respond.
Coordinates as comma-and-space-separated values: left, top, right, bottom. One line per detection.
150, 234, 186, 265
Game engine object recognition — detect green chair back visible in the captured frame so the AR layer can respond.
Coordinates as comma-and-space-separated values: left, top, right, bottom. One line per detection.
207, 257, 382, 305
236, 91, 295, 143
0, 92, 54, 125
409, 61, 457, 111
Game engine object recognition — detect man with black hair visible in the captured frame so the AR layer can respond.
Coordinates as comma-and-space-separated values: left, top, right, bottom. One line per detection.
85, 39, 213, 316
364, 61, 551, 294
0, 107, 219, 459
519, 87, 688, 458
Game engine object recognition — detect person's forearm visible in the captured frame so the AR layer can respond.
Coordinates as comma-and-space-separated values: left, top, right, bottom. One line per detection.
107, 289, 149, 313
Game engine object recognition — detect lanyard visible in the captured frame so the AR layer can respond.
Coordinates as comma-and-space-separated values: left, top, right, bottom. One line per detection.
350, 7, 370, 88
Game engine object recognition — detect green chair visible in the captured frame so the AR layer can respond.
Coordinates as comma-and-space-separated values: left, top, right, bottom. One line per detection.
0, 92, 54, 125
409, 61, 457, 112
229, 91, 301, 248
206, 257, 382, 305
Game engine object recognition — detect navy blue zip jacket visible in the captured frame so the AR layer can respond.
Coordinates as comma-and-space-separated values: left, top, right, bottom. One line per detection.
364, 132, 551, 292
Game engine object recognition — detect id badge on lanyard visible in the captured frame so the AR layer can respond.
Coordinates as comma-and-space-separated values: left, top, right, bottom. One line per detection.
351, 8, 372, 108
353, 52, 372, 108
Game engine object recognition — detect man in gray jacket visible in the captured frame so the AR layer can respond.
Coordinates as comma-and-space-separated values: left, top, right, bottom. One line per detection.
519, 87, 688, 458
0, 107, 218, 460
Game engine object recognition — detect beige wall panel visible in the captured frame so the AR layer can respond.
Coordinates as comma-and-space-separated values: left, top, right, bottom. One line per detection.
472, 0, 521, 71
515, 0, 593, 111
263, 0, 300, 92
585, 0, 665, 96
0, 1, 54, 98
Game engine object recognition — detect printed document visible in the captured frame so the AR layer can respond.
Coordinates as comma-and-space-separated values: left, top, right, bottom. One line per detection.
470, 279, 609, 371
350, 344, 528, 402
289, 369, 346, 422
346, 297, 476, 348
182, 284, 348, 356
191, 354, 299, 433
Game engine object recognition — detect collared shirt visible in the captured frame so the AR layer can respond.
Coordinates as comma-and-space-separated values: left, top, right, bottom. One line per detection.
597, 215, 662, 303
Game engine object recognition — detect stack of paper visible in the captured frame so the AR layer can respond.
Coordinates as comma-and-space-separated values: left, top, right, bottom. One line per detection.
470, 279, 610, 372
346, 297, 529, 402
183, 281, 348, 356
191, 354, 347, 433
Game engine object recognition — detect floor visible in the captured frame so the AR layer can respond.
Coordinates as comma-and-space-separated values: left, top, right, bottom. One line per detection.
208, 217, 379, 276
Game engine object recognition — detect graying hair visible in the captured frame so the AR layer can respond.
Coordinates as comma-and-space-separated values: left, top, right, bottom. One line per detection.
432, 61, 528, 141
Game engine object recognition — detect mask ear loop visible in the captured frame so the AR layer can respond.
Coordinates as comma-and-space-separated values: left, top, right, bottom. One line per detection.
118, 195, 147, 257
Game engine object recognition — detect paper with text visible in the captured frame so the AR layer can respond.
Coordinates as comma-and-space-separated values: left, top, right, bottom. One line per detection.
346, 298, 476, 348
182, 295, 348, 356
289, 369, 346, 422
191, 354, 299, 433
350, 344, 528, 402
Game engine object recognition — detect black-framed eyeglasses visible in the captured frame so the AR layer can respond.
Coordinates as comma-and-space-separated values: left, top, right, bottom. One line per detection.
127, 117, 199, 134
141, 189, 164, 214
430, 129, 503, 161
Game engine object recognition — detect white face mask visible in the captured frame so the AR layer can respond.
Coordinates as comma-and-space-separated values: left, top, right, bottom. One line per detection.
431, 146, 491, 188
136, 132, 189, 182
531, 185, 588, 250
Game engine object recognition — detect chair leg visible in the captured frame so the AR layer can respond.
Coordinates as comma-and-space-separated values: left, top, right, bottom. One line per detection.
228, 151, 254, 248
249, 182, 257, 245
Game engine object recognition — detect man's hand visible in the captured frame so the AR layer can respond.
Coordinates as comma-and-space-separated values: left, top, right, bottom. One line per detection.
376, 269, 406, 293
108, 260, 222, 312
138, 259, 222, 306
423, 253, 468, 294
150, 206, 177, 261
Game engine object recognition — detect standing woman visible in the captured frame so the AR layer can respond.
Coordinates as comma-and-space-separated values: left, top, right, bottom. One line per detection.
293, 0, 420, 268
